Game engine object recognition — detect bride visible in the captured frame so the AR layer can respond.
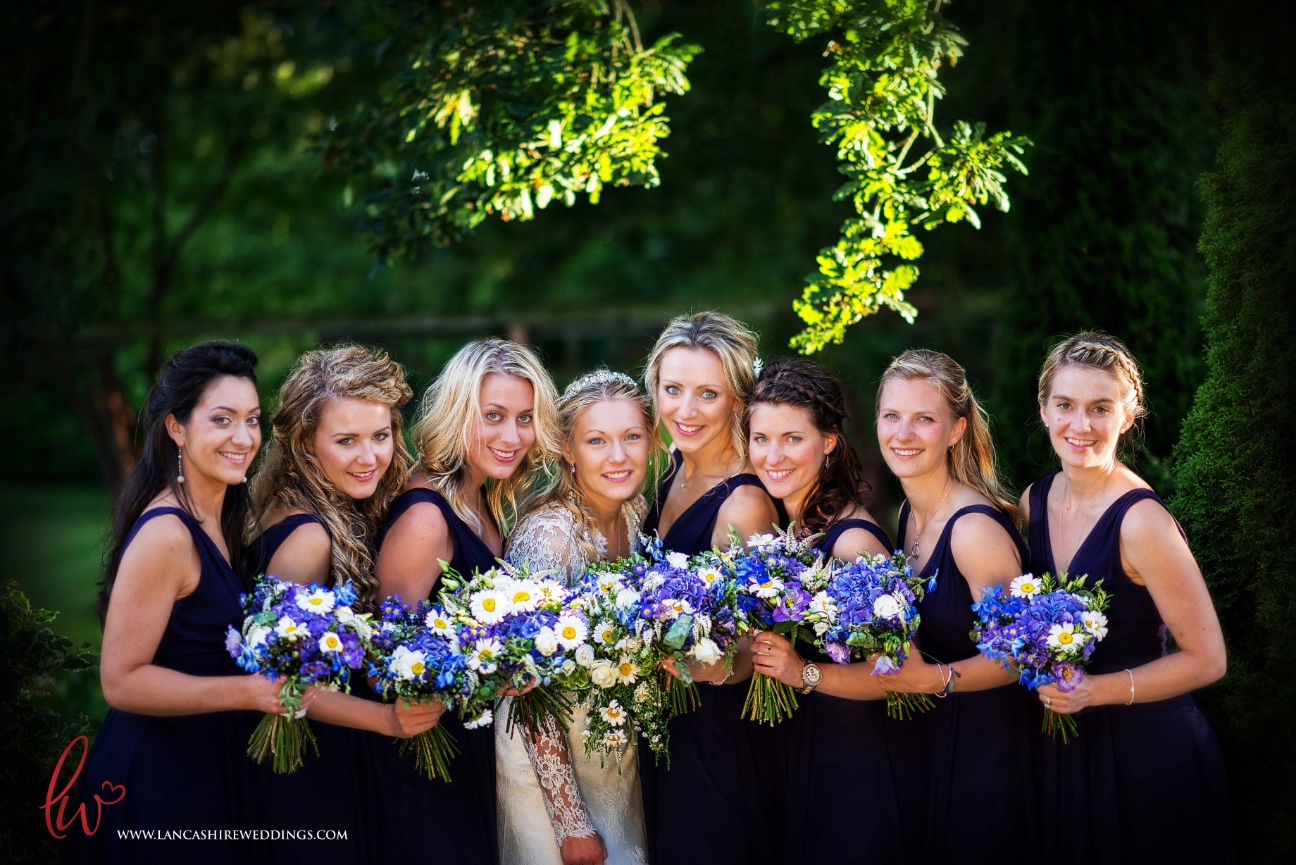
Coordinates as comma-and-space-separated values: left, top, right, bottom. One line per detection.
498, 369, 659, 865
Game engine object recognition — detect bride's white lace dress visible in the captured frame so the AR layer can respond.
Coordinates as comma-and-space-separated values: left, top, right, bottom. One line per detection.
497, 499, 649, 865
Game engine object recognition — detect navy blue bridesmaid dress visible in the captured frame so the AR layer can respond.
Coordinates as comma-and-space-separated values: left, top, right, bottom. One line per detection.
780, 519, 930, 864
1026, 473, 1234, 864
77, 507, 260, 864
244, 514, 370, 859
640, 451, 779, 865
367, 488, 499, 863
897, 502, 1041, 865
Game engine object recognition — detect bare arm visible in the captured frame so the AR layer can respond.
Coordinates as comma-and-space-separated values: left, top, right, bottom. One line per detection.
713, 483, 781, 550
879, 512, 1023, 696
1041, 499, 1227, 712
262, 521, 331, 586
100, 515, 286, 716
374, 501, 455, 607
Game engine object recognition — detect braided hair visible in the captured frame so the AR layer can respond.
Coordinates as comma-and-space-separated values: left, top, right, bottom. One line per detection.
1037, 331, 1147, 458
744, 358, 871, 536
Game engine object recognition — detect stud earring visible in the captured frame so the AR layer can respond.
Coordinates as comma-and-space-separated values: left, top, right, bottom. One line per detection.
571, 463, 576, 476
177, 450, 186, 484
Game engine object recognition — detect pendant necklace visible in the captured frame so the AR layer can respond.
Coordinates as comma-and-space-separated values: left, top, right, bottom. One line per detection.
907, 481, 954, 564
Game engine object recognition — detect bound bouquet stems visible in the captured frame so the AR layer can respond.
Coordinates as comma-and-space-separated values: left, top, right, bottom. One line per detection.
398, 715, 460, 780
247, 679, 319, 773
504, 682, 574, 736
742, 670, 799, 725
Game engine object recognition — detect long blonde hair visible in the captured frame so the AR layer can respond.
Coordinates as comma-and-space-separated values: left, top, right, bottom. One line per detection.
251, 345, 413, 607
877, 349, 1017, 519
1037, 331, 1147, 456
516, 369, 663, 564
411, 339, 560, 534
643, 311, 759, 457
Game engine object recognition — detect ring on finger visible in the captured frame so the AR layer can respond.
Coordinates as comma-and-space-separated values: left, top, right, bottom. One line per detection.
1045, 697, 1052, 709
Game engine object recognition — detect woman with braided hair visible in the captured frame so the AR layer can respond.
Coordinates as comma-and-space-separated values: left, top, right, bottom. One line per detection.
247, 345, 442, 857
743, 358, 930, 863
1024, 332, 1232, 862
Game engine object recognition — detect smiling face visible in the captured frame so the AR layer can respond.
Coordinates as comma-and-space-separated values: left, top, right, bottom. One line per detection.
465, 372, 536, 486
876, 377, 965, 482
748, 402, 836, 511
655, 346, 735, 456
169, 375, 261, 487
566, 398, 651, 518
311, 396, 395, 500
1039, 364, 1134, 471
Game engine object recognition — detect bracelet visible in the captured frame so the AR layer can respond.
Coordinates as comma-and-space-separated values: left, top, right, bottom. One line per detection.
709, 667, 734, 687
933, 662, 953, 698
1124, 668, 1135, 705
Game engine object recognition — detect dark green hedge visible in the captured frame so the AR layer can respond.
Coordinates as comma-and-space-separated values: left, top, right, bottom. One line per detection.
1171, 4, 1296, 861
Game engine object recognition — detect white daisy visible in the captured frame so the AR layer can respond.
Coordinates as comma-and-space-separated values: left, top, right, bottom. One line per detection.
615, 656, 638, 685
275, 615, 306, 641
470, 589, 512, 625
1046, 623, 1085, 655
318, 631, 344, 654
593, 621, 617, 646
390, 645, 427, 680
600, 699, 627, 727
468, 637, 504, 674
424, 608, 457, 637
556, 614, 589, 650
1010, 574, 1043, 600
1081, 611, 1109, 641
296, 588, 336, 615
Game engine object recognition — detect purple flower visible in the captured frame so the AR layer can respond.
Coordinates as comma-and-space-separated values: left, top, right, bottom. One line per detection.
1052, 663, 1084, 692
871, 654, 900, 675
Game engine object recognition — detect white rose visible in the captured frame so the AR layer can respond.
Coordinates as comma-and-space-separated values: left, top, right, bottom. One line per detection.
666, 551, 690, 569
561, 659, 578, 676
575, 644, 596, 668
534, 627, 559, 657
872, 594, 903, 620
692, 637, 723, 666
590, 661, 618, 689
334, 605, 355, 623
247, 625, 272, 648
615, 587, 641, 609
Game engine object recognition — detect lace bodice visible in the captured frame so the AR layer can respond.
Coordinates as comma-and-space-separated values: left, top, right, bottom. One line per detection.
503, 497, 647, 851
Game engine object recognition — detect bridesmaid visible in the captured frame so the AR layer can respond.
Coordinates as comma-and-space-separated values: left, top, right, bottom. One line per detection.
639, 312, 781, 865
743, 358, 930, 863
867, 349, 1039, 865
373, 338, 559, 862
1026, 333, 1233, 863
78, 342, 302, 864
497, 370, 659, 865
246, 346, 441, 856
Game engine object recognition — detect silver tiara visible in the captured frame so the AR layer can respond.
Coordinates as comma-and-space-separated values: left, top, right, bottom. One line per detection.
564, 369, 639, 397
753, 357, 764, 378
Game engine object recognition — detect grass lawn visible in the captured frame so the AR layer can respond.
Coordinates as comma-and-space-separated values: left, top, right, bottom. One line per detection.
0, 483, 110, 651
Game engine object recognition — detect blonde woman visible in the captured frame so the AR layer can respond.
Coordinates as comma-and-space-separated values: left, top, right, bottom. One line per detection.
373, 338, 559, 860
639, 312, 781, 865
870, 349, 1038, 864
497, 369, 659, 865
1025, 333, 1231, 862
246, 346, 441, 857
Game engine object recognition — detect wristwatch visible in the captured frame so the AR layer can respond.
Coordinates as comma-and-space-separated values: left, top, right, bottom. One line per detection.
798, 661, 822, 694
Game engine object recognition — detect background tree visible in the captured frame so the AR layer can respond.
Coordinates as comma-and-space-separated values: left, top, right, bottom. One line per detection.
1171, 1, 1296, 859
988, 0, 1213, 493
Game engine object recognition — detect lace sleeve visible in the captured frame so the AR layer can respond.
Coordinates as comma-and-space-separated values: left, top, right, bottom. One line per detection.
505, 505, 597, 844
505, 505, 589, 584
521, 719, 598, 844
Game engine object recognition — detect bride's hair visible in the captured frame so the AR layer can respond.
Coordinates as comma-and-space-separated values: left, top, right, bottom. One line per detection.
514, 369, 661, 565
411, 339, 560, 534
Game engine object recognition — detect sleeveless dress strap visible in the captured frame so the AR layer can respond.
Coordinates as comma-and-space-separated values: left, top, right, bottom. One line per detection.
126, 506, 229, 567
249, 513, 326, 576
945, 504, 1028, 567
376, 488, 446, 548
818, 518, 892, 557
1026, 472, 1059, 569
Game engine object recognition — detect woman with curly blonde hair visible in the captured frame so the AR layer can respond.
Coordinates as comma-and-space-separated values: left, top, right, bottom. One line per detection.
246, 345, 441, 857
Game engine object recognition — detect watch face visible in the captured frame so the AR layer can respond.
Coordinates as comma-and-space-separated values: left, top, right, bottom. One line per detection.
804, 663, 822, 685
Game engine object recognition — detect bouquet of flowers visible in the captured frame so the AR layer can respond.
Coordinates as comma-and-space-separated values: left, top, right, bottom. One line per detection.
636, 536, 746, 717
437, 562, 587, 736
368, 597, 492, 780
573, 557, 672, 767
226, 576, 371, 773
732, 527, 834, 725
971, 571, 1111, 741
816, 552, 933, 719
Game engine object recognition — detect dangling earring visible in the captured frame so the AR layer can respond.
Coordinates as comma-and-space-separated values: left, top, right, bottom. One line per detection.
570, 463, 576, 476
177, 450, 186, 484
824, 451, 832, 469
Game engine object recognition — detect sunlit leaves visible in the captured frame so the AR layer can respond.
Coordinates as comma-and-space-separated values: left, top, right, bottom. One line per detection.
767, 0, 1030, 352
329, 0, 699, 262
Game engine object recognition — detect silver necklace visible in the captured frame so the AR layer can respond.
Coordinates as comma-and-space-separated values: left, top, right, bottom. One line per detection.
907, 481, 954, 563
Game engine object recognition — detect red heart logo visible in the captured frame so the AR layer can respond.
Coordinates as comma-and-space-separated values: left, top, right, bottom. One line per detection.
96, 782, 127, 806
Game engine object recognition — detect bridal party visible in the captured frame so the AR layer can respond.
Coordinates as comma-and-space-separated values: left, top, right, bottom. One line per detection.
75, 312, 1234, 864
